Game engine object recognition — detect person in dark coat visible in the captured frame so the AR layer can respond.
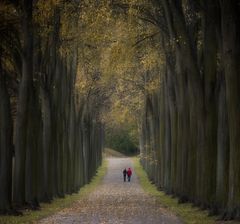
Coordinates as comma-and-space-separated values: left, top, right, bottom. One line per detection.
123, 168, 127, 182
127, 168, 132, 182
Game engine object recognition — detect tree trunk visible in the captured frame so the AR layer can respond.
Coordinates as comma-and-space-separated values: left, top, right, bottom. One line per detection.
0, 62, 13, 212
13, 0, 34, 206
202, 0, 219, 208
221, 0, 240, 218
41, 87, 52, 201
216, 73, 229, 214
25, 87, 41, 208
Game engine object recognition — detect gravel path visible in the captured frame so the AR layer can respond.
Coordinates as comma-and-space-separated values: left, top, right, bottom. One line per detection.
39, 158, 183, 224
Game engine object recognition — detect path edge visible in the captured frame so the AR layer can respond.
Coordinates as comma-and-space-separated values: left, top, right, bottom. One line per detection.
0, 160, 108, 224
132, 157, 222, 224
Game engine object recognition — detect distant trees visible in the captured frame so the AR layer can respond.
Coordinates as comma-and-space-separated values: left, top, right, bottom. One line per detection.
137, 0, 240, 220
0, 0, 104, 213
105, 120, 139, 155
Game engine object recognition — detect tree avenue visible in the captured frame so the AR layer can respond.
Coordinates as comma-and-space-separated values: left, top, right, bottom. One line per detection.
0, 0, 240, 221
0, 0, 105, 213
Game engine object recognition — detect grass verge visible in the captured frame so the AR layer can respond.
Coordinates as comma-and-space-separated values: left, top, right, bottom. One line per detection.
132, 157, 240, 224
0, 159, 108, 224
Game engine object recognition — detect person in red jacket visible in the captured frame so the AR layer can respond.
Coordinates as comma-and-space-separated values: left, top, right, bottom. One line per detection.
127, 168, 132, 182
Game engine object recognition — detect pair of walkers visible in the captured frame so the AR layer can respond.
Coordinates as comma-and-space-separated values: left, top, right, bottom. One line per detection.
123, 168, 132, 182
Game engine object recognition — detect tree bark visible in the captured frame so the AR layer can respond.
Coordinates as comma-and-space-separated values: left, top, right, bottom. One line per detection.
13, 0, 34, 206
216, 73, 229, 214
0, 61, 13, 212
221, 0, 240, 218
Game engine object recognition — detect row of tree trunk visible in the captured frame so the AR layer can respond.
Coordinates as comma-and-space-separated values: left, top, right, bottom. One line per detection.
0, 1, 104, 213
140, 0, 240, 220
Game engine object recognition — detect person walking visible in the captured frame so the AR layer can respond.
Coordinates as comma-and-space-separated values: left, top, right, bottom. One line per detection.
127, 168, 132, 182
123, 168, 127, 182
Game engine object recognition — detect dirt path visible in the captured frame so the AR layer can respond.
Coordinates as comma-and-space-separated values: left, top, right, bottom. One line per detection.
39, 158, 182, 224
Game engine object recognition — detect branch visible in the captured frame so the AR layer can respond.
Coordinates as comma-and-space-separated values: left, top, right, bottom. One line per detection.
132, 32, 160, 47
138, 16, 158, 26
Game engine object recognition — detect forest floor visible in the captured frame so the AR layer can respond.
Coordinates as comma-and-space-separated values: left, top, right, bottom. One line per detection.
39, 157, 182, 224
